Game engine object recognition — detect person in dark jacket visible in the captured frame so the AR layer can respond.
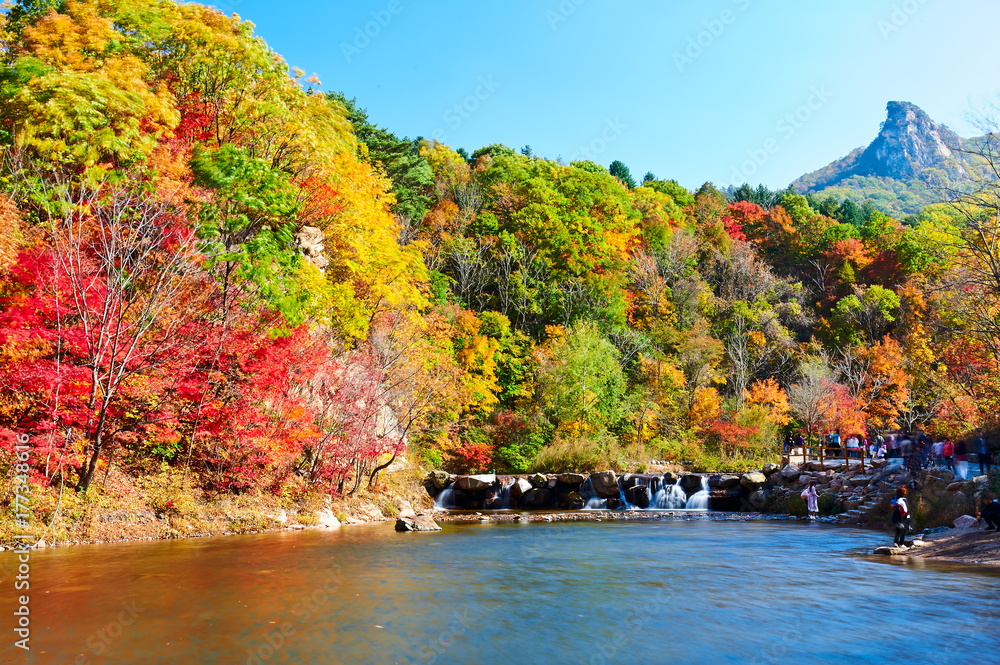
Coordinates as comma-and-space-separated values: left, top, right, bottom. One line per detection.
977, 438, 992, 476
981, 494, 999, 531
891, 487, 910, 546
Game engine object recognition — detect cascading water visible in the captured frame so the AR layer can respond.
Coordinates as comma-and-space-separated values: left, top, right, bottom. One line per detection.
433, 488, 457, 510
580, 478, 607, 510
499, 477, 514, 509
617, 488, 630, 510
685, 476, 710, 510
434, 472, 712, 512
652, 481, 688, 509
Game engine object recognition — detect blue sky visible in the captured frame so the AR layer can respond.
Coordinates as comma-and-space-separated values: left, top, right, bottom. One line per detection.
218, 0, 1000, 191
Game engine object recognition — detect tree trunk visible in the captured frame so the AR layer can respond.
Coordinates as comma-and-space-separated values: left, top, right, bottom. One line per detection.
368, 453, 397, 488
77, 405, 111, 492
77, 432, 103, 493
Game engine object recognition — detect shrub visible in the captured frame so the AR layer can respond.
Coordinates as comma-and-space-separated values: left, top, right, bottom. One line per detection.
137, 468, 198, 517
533, 430, 629, 472
787, 494, 807, 517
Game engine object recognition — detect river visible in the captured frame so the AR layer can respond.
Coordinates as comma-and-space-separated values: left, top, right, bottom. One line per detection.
2, 519, 998, 664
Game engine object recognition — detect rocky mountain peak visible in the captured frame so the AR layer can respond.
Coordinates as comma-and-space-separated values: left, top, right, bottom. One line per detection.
859, 101, 965, 180
790, 101, 972, 214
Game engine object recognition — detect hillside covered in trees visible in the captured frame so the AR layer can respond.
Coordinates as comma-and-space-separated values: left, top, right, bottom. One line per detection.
3, 0, 1000, 510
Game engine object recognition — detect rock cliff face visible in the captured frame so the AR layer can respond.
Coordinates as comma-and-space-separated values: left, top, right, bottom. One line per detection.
856, 101, 966, 181
296, 225, 329, 271
791, 101, 975, 214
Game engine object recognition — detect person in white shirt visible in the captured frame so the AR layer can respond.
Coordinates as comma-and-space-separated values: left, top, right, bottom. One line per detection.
891, 486, 910, 546
801, 482, 819, 519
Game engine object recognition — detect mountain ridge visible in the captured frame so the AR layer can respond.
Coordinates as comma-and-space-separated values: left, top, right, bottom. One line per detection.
790, 101, 973, 215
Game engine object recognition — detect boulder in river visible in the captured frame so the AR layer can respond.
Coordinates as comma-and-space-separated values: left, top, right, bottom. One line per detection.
708, 474, 740, 490
625, 484, 651, 508
427, 470, 451, 490
748, 489, 770, 510
529, 473, 549, 488
679, 474, 704, 492
761, 463, 781, 476
316, 508, 342, 528
454, 474, 496, 491
558, 491, 585, 510
481, 496, 504, 510
662, 471, 678, 485
510, 478, 533, 500
873, 545, 908, 556
590, 471, 620, 498
395, 514, 442, 532
606, 497, 625, 510
558, 473, 588, 485
740, 472, 767, 491
520, 488, 553, 508
709, 488, 742, 511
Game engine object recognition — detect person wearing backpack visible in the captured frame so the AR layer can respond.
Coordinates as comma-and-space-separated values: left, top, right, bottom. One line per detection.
890, 486, 910, 546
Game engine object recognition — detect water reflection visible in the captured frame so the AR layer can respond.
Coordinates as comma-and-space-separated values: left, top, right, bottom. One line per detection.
0, 521, 997, 664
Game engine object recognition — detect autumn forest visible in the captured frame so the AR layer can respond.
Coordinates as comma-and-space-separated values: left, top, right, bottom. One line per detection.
3, 0, 1000, 509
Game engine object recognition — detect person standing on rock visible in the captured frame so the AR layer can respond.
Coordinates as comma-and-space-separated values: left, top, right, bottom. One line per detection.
801, 482, 819, 520
943, 440, 955, 472
890, 487, 910, 546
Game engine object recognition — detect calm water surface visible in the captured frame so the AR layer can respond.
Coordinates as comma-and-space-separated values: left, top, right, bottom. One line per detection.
1, 519, 998, 664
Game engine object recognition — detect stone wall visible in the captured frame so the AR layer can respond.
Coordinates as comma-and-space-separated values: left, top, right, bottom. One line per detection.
428, 461, 993, 526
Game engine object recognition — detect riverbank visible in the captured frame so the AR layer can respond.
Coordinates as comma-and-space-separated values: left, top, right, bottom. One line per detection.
5, 456, 995, 560
0, 464, 434, 549
875, 524, 1000, 566
912, 529, 1000, 565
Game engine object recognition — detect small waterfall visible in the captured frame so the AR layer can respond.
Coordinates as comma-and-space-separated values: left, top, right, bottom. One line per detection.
433, 488, 457, 510
647, 477, 662, 495
653, 481, 687, 509
581, 477, 607, 509
499, 477, 514, 509
585, 496, 607, 510
685, 476, 710, 510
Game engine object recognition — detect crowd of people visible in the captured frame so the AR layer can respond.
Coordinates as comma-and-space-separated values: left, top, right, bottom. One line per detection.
784, 430, 999, 542
783, 430, 996, 479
